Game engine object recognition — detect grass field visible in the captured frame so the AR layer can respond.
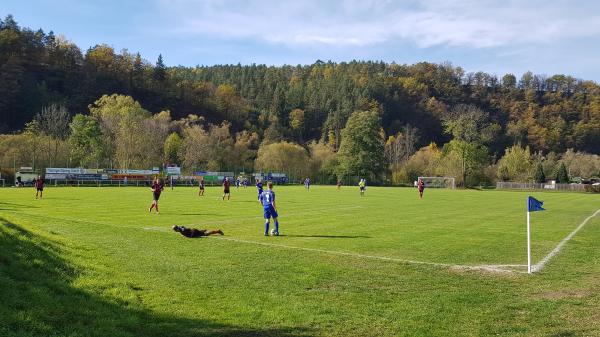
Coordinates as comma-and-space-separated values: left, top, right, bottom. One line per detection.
1, 185, 599, 337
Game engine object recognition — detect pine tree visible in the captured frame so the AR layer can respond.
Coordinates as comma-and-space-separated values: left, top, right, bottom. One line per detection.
533, 162, 545, 183
555, 162, 569, 183
153, 54, 166, 82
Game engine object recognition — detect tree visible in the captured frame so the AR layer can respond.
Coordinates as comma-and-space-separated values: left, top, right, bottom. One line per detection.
180, 125, 211, 171
555, 162, 570, 183
385, 125, 419, 171
336, 110, 385, 181
560, 149, 600, 178
88, 94, 151, 168
308, 141, 337, 179
443, 140, 488, 186
35, 104, 70, 166
533, 162, 546, 183
230, 130, 259, 171
163, 132, 182, 165
289, 108, 304, 139
496, 145, 532, 182
442, 104, 490, 143
69, 114, 104, 167
215, 84, 249, 124
392, 143, 441, 184
180, 122, 235, 171
255, 141, 310, 178
502, 73, 517, 89
153, 54, 166, 82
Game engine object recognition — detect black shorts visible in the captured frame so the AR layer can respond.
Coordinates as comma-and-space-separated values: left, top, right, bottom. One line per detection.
37, 188, 43, 192
191, 229, 207, 237
224, 189, 230, 194
360, 186, 365, 191
153, 192, 161, 201
199, 186, 205, 190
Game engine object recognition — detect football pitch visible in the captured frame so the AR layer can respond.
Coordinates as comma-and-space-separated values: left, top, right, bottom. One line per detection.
1, 186, 599, 336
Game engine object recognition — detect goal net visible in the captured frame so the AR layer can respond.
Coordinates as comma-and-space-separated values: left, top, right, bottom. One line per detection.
417, 176, 455, 189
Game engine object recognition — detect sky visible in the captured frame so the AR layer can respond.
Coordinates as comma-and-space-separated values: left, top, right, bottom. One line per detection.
3, 0, 600, 81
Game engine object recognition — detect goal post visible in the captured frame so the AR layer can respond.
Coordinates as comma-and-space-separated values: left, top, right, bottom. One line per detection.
417, 176, 456, 189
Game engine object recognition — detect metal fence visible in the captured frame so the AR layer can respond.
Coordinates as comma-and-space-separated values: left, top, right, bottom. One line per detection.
496, 182, 587, 192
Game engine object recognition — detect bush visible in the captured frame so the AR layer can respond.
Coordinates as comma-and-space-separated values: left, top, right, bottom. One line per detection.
584, 184, 600, 193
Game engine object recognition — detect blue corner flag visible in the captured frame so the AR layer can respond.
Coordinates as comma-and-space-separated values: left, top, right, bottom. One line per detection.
528, 196, 545, 212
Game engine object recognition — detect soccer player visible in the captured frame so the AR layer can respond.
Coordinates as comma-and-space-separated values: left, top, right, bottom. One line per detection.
304, 177, 310, 190
255, 178, 263, 200
172, 225, 223, 238
336, 179, 342, 190
198, 177, 205, 197
358, 178, 366, 196
417, 178, 425, 199
259, 182, 279, 236
222, 177, 231, 200
149, 177, 164, 213
34, 175, 44, 199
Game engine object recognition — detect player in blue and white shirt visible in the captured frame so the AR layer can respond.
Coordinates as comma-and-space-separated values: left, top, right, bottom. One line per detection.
255, 178, 263, 200
304, 177, 310, 190
259, 182, 279, 236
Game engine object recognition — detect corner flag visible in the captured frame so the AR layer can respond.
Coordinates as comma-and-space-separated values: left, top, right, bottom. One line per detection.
528, 196, 545, 212
526, 196, 546, 273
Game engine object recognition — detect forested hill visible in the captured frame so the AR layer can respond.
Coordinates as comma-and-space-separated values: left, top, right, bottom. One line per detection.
1, 14, 599, 156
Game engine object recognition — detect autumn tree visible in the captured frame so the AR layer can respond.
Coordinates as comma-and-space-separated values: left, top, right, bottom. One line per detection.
336, 110, 385, 181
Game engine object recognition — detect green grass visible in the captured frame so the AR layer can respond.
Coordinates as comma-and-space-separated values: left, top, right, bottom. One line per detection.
1, 186, 599, 336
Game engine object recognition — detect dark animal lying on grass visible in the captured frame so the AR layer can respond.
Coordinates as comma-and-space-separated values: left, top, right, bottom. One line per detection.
172, 225, 223, 238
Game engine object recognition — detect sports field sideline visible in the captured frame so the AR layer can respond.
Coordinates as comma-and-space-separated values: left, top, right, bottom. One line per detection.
1, 186, 599, 336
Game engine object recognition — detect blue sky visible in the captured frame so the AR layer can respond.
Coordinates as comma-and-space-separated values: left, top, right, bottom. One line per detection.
3, 0, 600, 81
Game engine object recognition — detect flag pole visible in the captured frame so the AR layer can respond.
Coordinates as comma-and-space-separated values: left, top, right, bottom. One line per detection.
527, 210, 531, 274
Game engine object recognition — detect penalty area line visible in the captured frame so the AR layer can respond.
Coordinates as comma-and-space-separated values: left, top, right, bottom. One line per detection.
209, 236, 525, 274
532, 208, 600, 273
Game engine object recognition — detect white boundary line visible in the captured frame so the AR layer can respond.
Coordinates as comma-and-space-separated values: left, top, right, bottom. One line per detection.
531, 208, 600, 273
10, 205, 599, 274
209, 236, 526, 274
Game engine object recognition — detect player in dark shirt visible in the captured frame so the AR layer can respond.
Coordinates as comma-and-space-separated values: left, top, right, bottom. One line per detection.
417, 178, 425, 199
172, 225, 223, 238
34, 176, 44, 199
222, 177, 231, 200
149, 177, 164, 213
256, 178, 263, 200
198, 177, 205, 197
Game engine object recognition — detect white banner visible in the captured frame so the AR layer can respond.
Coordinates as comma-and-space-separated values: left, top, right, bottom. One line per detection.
166, 166, 181, 175
46, 168, 83, 174
45, 173, 67, 179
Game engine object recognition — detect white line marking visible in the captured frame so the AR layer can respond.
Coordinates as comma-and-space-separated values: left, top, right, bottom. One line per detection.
532, 208, 600, 273
209, 236, 526, 274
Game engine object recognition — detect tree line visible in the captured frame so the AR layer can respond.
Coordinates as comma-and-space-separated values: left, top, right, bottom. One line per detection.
1, 15, 599, 185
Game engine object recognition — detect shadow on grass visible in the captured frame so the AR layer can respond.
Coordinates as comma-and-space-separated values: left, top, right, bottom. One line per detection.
0, 218, 312, 337
279, 234, 371, 239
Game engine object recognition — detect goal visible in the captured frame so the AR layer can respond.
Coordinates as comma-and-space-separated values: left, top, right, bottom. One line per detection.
417, 176, 455, 189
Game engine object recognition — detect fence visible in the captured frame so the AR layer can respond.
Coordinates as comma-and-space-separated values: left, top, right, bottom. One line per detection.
496, 182, 587, 192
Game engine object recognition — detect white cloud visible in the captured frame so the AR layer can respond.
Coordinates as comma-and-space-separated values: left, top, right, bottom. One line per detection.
155, 0, 600, 49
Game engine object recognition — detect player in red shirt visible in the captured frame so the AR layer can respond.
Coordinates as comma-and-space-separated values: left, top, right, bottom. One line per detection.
417, 178, 425, 199
149, 177, 164, 213
222, 177, 231, 200
198, 177, 205, 197
34, 176, 44, 199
